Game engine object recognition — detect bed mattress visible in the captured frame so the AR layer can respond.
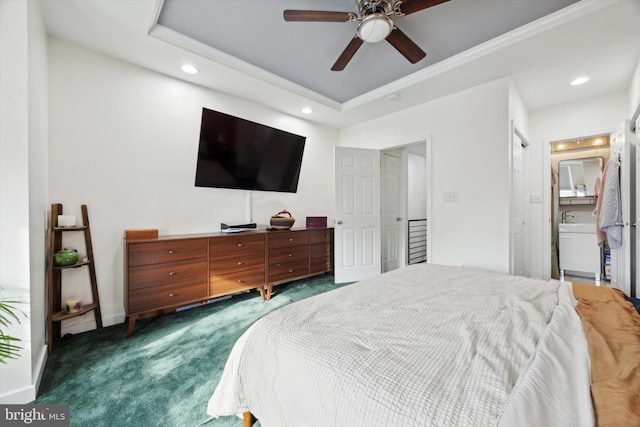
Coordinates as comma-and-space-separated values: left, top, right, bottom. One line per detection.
207, 264, 594, 426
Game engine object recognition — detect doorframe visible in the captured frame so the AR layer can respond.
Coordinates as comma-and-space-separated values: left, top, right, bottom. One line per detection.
509, 121, 530, 276
381, 149, 404, 272
380, 136, 433, 267
541, 125, 616, 280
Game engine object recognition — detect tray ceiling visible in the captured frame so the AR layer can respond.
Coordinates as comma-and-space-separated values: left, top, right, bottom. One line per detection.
156, 0, 580, 103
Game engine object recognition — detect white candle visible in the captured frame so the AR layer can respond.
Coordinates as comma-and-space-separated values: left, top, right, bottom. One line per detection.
58, 215, 76, 227
66, 298, 83, 313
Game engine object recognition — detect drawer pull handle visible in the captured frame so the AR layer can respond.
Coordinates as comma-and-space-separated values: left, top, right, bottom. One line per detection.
237, 279, 244, 283
237, 243, 244, 247
288, 269, 294, 273
288, 238, 294, 241
169, 293, 177, 297
288, 253, 293, 257
168, 250, 176, 254
169, 271, 177, 276
237, 261, 243, 265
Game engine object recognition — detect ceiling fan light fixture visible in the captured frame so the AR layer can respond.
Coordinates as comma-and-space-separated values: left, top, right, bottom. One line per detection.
357, 14, 393, 43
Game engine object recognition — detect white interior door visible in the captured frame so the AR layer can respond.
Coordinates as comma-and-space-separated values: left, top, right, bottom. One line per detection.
610, 121, 636, 296
334, 147, 381, 283
511, 127, 526, 276
382, 151, 402, 272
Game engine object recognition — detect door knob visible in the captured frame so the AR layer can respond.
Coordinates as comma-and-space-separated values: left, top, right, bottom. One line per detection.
336, 220, 343, 225
396, 217, 402, 221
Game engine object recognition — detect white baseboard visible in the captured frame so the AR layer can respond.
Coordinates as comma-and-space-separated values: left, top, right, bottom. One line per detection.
0, 344, 47, 404
33, 344, 48, 399
60, 311, 125, 336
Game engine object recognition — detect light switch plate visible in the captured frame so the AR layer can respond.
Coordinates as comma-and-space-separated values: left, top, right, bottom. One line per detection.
443, 191, 458, 202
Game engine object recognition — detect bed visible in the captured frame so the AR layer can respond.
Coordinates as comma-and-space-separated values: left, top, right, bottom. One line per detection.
207, 263, 640, 427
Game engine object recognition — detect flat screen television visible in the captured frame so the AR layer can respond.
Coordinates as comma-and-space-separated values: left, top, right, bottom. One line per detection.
194, 108, 306, 193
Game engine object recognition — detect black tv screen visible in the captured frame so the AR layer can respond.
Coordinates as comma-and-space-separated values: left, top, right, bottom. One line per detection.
194, 108, 306, 193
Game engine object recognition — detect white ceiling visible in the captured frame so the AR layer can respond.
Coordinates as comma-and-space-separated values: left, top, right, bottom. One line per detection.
40, 0, 640, 129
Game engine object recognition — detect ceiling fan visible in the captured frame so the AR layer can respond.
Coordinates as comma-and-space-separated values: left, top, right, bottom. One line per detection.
283, 0, 450, 71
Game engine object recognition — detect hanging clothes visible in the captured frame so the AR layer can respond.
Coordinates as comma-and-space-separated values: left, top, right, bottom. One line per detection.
593, 162, 609, 247
599, 157, 623, 249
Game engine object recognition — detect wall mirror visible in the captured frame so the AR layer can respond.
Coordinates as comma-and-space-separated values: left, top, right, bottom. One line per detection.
558, 157, 603, 198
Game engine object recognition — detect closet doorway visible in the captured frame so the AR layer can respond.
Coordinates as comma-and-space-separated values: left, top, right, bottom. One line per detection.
381, 141, 430, 273
334, 140, 431, 282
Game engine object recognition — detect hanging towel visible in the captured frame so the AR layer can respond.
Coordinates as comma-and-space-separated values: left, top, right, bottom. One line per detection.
599, 158, 623, 249
593, 162, 609, 247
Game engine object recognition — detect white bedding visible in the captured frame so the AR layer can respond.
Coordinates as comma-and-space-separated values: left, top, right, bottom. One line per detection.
207, 264, 594, 427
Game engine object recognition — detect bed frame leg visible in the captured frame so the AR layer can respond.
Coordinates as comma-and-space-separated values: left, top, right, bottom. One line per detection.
243, 412, 255, 427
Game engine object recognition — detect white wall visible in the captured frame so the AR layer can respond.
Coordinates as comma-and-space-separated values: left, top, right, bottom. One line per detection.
340, 78, 511, 273
27, 0, 49, 391
0, 0, 48, 403
407, 153, 426, 220
630, 58, 640, 117
48, 39, 339, 334
528, 90, 629, 279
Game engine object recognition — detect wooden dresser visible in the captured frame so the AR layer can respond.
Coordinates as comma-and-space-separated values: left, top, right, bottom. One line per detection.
209, 233, 266, 299
124, 228, 333, 336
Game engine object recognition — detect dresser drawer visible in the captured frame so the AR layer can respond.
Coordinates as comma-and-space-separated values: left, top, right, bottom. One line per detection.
308, 228, 333, 244
268, 260, 309, 282
128, 238, 207, 267
209, 267, 266, 296
310, 256, 333, 274
128, 280, 207, 314
210, 251, 265, 275
268, 230, 309, 249
268, 246, 309, 266
209, 234, 265, 256
310, 242, 332, 258
128, 259, 207, 291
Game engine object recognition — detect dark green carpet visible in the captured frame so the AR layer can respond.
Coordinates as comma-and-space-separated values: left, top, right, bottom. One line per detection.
34, 274, 349, 427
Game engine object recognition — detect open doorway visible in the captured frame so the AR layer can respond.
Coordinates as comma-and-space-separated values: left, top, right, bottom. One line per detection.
546, 133, 611, 283
381, 141, 429, 273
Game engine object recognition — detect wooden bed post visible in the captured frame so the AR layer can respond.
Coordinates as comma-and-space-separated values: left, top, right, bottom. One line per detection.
243, 412, 255, 427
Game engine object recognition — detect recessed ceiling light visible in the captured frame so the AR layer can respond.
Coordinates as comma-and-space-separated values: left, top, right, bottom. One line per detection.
181, 64, 199, 74
571, 76, 589, 86
302, 107, 312, 114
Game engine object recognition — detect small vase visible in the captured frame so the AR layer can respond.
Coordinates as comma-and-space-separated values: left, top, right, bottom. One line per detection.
54, 248, 80, 266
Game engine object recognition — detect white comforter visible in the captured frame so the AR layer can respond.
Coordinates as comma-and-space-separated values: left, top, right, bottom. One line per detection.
207, 264, 594, 427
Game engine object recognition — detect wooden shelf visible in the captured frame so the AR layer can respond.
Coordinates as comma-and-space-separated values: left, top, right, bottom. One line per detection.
54, 226, 88, 231
47, 203, 102, 354
51, 303, 98, 322
54, 260, 91, 270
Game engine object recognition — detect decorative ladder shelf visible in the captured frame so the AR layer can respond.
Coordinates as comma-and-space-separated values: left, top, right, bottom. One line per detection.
46, 203, 103, 354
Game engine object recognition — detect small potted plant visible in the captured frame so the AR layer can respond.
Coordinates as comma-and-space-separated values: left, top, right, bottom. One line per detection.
0, 290, 26, 364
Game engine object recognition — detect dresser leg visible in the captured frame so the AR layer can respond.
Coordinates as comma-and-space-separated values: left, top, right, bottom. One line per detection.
127, 316, 137, 337
259, 286, 267, 301
265, 283, 273, 301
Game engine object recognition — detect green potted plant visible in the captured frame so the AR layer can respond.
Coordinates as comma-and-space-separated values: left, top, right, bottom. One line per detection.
0, 290, 26, 364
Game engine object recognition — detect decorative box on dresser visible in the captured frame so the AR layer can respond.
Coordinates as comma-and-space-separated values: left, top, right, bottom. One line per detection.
124, 227, 333, 336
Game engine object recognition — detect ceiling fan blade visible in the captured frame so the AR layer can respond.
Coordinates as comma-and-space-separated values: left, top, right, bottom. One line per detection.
283, 10, 354, 22
386, 27, 426, 64
331, 36, 364, 71
398, 0, 450, 16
